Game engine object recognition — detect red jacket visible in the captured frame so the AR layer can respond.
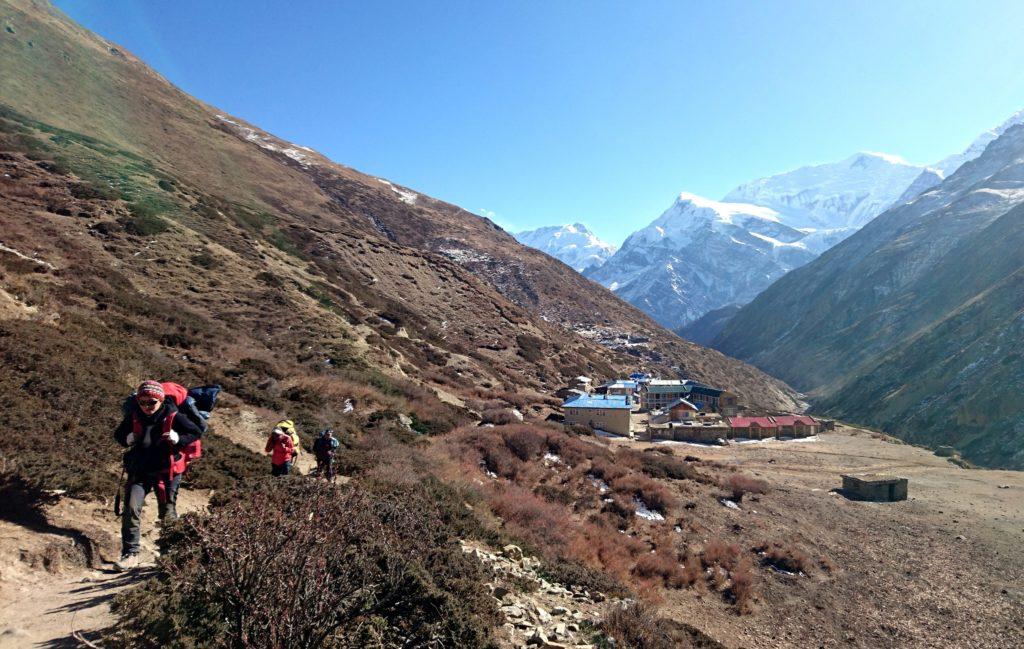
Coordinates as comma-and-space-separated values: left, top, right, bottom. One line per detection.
265, 431, 295, 465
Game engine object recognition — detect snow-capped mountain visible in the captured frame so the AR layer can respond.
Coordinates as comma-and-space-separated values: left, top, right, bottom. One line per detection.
585, 193, 816, 328
589, 152, 931, 329
514, 223, 616, 272
724, 151, 933, 250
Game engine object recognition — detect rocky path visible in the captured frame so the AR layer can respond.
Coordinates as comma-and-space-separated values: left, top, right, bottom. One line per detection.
460, 541, 623, 649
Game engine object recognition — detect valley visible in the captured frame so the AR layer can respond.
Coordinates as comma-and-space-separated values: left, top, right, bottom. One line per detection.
0, 1, 1021, 647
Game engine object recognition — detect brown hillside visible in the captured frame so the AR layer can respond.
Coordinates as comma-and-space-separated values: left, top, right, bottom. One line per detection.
0, 0, 797, 413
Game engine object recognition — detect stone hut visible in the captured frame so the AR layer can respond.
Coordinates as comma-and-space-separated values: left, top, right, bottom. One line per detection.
841, 474, 908, 502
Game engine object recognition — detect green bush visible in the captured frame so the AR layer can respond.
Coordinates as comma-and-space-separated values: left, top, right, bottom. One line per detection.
123, 201, 169, 236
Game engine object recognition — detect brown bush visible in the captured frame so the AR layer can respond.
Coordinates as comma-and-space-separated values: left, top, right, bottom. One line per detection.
480, 407, 517, 425
729, 555, 758, 614
636, 450, 702, 481
501, 426, 548, 461
681, 553, 704, 589
600, 602, 683, 649
547, 434, 610, 466
489, 483, 571, 551
109, 479, 499, 648
754, 540, 811, 574
610, 473, 677, 514
724, 473, 770, 502
633, 551, 687, 589
703, 538, 741, 571
590, 458, 629, 483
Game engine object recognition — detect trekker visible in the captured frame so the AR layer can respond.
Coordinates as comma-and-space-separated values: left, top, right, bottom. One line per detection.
265, 423, 296, 476
113, 380, 203, 571
313, 428, 340, 482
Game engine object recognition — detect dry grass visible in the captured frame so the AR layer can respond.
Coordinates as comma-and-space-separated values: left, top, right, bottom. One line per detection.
754, 539, 812, 574
724, 473, 770, 502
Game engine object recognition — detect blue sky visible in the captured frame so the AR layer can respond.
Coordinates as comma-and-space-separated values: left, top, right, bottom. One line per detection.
56, 1, 1024, 245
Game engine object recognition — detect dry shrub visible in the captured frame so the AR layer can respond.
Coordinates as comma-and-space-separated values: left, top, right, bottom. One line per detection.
610, 473, 677, 514
636, 449, 702, 481
681, 553, 704, 589
547, 434, 610, 466
728, 555, 758, 613
601, 602, 687, 649
633, 551, 687, 589
480, 407, 517, 425
591, 458, 629, 483
703, 538, 741, 571
489, 483, 571, 551
602, 493, 637, 528
754, 539, 811, 574
724, 473, 770, 501
109, 479, 499, 648
501, 426, 548, 461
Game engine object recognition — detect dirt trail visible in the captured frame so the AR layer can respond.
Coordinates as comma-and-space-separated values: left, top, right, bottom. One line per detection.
0, 488, 211, 647
213, 404, 319, 475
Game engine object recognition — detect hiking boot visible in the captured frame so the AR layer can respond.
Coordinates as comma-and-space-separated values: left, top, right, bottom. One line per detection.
115, 553, 141, 572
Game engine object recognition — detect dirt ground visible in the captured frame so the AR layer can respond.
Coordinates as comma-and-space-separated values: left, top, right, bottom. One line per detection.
1, 425, 1020, 648
0, 488, 211, 647
613, 425, 1024, 649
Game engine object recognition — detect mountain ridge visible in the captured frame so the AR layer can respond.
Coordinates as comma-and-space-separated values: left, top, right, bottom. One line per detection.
712, 122, 1024, 468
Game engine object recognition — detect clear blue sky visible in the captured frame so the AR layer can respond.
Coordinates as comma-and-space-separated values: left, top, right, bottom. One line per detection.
56, 0, 1024, 245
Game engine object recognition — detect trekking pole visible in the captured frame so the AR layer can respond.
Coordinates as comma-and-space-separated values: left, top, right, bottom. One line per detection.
113, 466, 126, 517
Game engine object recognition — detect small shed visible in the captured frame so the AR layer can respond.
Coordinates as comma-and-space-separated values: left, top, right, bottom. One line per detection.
841, 474, 908, 502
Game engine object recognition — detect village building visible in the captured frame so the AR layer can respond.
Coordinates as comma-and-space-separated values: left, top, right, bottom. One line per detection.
727, 416, 779, 439
563, 394, 632, 437
666, 397, 699, 420
570, 376, 593, 393
683, 383, 739, 415
772, 415, 820, 437
841, 474, 908, 502
603, 380, 639, 400
638, 379, 739, 415
554, 387, 587, 402
638, 380, 689, 411
645, 419, 732, 443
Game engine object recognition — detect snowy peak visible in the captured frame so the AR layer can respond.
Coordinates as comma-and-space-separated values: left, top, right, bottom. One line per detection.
586, 191, 816, 328
626, 192, 786, 250
724, 151, 928, 231
514, 223, 616, 272
934, 108, 1024, 176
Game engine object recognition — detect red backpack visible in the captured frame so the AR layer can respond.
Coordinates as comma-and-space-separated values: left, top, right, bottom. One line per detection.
160, 382, 202, 470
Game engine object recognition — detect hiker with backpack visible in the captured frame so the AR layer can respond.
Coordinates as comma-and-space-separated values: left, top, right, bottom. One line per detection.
313, 428, 340, 482
265, 420, 298, 476
113, 380, 205, 571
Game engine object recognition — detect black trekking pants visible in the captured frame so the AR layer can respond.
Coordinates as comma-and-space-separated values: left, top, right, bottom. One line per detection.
121, 473, 182, 555
316, 457, 334, 481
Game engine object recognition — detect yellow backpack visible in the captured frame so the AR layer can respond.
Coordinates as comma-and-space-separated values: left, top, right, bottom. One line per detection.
277, 420, 300, 456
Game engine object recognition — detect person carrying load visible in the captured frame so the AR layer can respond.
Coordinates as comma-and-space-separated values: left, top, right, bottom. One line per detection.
313, 428, 340, 482
113, 380, 204, 571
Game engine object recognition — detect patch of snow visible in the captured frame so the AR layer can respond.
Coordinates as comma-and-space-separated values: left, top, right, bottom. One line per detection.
588, 475, 610, 493
342, 399, 354, 414
633, 498, 665, 521
543, 452, 562, 464
0, 241, 56, 270
719, 498, 741, 510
